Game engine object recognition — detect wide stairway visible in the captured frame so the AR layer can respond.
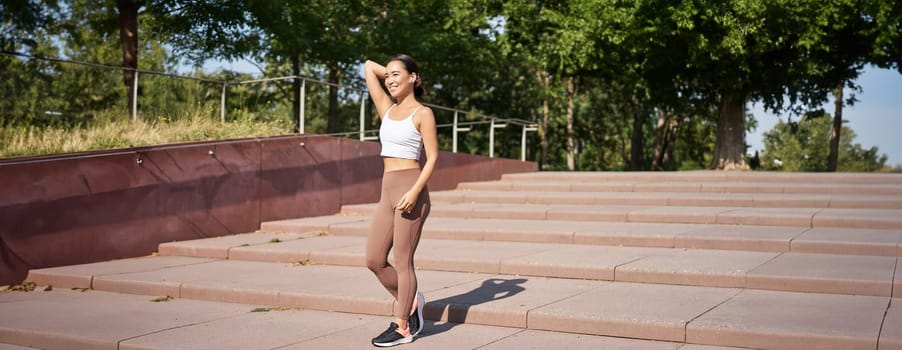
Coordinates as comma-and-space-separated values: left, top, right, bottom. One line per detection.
5, 171, 902, 350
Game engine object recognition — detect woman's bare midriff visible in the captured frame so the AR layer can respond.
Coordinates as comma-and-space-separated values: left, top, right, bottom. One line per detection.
383, 157, 420, 173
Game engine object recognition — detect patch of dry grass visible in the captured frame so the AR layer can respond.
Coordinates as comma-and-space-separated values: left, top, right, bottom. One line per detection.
1, 112, 290, 159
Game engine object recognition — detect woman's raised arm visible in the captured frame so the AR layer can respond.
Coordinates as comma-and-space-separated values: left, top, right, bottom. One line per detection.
365, 60, 394, 119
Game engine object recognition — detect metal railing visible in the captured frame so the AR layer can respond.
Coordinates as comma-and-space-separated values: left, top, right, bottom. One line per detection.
237, 74, 538, 160
2, 51, 538, 160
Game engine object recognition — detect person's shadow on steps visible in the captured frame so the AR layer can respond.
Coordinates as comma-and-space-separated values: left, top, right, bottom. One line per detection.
418, 277, 527, 338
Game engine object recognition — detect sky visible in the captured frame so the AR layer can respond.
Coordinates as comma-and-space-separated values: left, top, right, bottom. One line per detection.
204, 60, 902, 167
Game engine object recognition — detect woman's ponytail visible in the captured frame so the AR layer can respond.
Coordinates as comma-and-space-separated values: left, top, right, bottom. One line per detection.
413, 75, 425, 98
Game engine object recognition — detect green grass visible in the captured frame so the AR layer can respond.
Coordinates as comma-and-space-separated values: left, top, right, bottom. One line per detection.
0, 111, 290, 159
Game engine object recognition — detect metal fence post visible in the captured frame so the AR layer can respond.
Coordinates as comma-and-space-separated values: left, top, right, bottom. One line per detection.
220, 82, 227, 122
489, 118, 495, 158
131, 70, 139, 120
453, 111, 471, 154
453, 111, 459, 153
359, 92, 366, 141
521, 124, 538, 161
299, 78, 306, 134
489, 118, 507, 158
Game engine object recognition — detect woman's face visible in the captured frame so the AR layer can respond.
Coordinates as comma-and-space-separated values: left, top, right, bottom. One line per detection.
384, 60, 415, 98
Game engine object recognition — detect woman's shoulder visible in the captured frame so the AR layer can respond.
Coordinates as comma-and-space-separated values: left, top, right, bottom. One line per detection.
413, 105, 434, 119
412, 105, 435, 130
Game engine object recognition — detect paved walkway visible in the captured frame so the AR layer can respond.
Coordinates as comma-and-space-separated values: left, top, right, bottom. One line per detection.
4, 288, 735, 350
3, 171, 902, 349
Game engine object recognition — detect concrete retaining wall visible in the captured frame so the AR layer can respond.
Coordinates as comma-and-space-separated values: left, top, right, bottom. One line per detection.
0, 135, 537, 284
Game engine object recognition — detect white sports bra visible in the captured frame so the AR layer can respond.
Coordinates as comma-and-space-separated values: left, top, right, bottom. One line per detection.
379, 104, 422, 160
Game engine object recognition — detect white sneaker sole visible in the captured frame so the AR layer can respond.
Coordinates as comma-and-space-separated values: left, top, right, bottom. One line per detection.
413, 291, 425, 336
373, 336, 413, 347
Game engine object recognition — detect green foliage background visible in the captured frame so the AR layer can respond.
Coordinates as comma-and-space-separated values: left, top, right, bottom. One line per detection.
1, 0, 900, 172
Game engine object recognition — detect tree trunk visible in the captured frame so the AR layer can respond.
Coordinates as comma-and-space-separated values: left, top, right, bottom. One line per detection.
565, 77, 577, 171
327, 64, 342, 134
828, 82, 843, 172
710, 95, 748, 170
629, 101, 645, 171
291, 55, 301, 133
652, 108, 670, 171
117, 0, 144, 118
663, 115, 678, 170
536, 71, 550, 169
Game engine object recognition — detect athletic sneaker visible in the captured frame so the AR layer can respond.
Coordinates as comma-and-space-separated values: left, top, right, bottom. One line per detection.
372, 322, 412, 347
409, 291, 425, 336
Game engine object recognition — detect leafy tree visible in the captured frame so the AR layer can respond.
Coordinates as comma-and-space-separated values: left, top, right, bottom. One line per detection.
498, 0, 558, 167
501, 0, 639, 170
782, 0, 895, 172
149, 1, 374, 133
5, 0, 900, 174
373, 0, 513, 157
53, 0, 147, 116
1, 0, 60, 126
1, 0, 220, 128
501, 1, 581, 170
148, 1, 283, 125
151, 0, 508, 134
247, 1, 371, 133
55, 0, 180, 122
871, 0, 902, 73
57, 1, 129, 120
633, 0, 765, 170
0, 0, 60, 50
760, 111, 886, 171
0, 40, 66, 126
631, 0, 887, 170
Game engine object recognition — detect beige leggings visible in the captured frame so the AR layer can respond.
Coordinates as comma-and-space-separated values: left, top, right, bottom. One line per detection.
365, 168, 431, 321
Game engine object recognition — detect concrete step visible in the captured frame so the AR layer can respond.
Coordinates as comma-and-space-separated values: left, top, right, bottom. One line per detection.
499, 171, 902, 185
14, 170, 902, 350
461, 179, 902, 196
20, 257, 901, 350
262, 215, 902, 256
339, 202, 902, 230
150, 232, 902, 297
0, 288, 722, 350
433, 189, 902, 209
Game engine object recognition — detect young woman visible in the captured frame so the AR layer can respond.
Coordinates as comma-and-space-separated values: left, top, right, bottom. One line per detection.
363, 54, 437, 347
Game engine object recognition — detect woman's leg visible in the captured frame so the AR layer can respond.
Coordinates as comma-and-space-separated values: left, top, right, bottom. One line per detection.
366, 169, 430, 327
366, 182, 399, 299
391, 188, 429, 322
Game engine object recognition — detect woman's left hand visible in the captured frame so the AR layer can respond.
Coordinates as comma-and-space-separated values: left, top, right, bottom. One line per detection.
395, 190, 419, 213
